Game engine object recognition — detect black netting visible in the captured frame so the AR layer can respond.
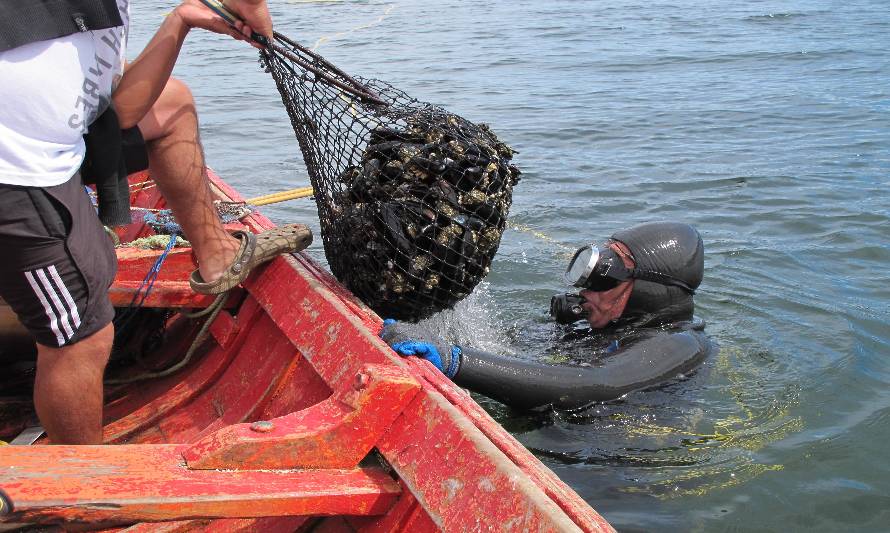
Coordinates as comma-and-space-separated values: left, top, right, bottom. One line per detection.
260, 34, 520, 321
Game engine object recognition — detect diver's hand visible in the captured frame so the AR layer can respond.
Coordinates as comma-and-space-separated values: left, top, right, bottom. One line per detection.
391, 339, 445, 372
380, 319, 461, 378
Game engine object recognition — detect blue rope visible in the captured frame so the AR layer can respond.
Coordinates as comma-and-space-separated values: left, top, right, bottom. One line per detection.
142, 210, 183, 235
85, 185, 98, 208
129, 233, 178, 309
114, 228, 180, 329
446, 346, 462, 378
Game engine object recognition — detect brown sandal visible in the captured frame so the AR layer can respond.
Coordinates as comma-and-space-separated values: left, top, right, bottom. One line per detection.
189, 224, 313, 295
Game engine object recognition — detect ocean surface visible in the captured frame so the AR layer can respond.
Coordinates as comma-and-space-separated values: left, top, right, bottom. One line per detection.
130, 1, 890, 530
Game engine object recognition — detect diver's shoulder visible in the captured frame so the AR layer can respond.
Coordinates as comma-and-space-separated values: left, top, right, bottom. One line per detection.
669, 315, 705, 332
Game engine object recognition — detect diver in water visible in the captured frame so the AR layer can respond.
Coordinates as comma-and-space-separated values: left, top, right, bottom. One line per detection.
381, 221, 713, 410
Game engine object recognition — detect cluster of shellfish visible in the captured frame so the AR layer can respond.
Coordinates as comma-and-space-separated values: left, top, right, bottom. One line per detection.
328, 114, 520, 320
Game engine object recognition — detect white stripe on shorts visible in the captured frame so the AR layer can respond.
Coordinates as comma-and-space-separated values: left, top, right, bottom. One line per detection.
35, 268, 75, 341
24, 270, 65, 346
48, 264, 81, 329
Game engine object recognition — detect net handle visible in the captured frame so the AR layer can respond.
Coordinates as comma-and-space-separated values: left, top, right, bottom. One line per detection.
267, 33, 386, 106
198, 0, 386, 105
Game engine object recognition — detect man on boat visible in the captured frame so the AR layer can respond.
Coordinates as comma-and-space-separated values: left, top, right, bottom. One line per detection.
0, 0, 309, 444
382, 221, 712, 409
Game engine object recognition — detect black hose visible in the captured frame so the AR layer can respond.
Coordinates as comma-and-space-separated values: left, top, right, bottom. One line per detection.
453, 327, 711, 410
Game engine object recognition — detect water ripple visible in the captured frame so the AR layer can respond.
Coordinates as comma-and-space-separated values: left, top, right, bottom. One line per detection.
128, 0, 890, 530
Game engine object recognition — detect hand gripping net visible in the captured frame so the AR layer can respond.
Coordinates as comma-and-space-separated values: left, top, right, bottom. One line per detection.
261, 34, 520, 321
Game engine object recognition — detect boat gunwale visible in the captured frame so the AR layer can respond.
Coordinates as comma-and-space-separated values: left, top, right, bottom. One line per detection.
0, 168, 613, 532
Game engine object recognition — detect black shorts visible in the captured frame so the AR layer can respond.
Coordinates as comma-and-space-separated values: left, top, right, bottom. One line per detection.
0, 173, 118, 348
1, 124, 148, 348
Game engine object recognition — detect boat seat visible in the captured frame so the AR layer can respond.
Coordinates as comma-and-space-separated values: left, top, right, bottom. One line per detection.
112, 247, 239, 309
0, 445, 400, 524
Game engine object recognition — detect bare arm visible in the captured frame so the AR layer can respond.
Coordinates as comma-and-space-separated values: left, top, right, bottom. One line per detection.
224, 0, 273, 39
113, 0, 262, 128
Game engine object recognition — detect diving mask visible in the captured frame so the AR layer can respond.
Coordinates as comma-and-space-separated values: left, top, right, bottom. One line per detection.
564, 242, 696, 293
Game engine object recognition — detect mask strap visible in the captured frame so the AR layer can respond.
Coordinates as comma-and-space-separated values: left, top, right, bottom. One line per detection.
627, 268, 696, 294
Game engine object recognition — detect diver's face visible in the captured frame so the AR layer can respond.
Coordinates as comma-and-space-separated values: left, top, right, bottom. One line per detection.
580, 284, 633, 328
580, 242, 635, 328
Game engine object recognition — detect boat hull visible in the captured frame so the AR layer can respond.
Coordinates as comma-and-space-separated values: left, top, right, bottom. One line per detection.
0, 169, 614, 532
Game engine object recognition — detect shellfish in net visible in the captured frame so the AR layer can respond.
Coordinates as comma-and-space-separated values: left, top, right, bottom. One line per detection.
261, 34, 520, 320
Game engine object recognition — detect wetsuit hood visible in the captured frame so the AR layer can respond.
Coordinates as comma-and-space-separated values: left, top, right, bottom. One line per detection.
610, 222, 704, 324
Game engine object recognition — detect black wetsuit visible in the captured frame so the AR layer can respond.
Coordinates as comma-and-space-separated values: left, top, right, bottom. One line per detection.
384, 222, 710, 409
452, 318, 711, 410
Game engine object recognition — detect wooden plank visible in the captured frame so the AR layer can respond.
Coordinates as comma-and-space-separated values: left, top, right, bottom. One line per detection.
374, 361, 616, 533
110, 248, 234, 309
117, 516, 310, 532
417, 362, 614, 532
156, 310, 315, 444
182, 364, 419, 470
348, 489, 438, 532
101, 304, 253, 443
0, 445, 399, 524
245, 257, 406, 390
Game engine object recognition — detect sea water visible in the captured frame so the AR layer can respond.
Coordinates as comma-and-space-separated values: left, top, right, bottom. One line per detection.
130, 1, 890, 530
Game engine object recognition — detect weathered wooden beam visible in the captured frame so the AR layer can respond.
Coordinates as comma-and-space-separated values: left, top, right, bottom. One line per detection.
110, 248, 242, 309
374, 361, 616, 533
182, 364, 420, 470
0, 444, 399, 525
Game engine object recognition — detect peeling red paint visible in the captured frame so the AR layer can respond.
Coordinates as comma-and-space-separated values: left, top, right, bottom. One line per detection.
0, 169, 614, 532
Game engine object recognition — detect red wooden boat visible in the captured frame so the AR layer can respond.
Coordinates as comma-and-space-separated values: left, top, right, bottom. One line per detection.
0, 169, 615, 532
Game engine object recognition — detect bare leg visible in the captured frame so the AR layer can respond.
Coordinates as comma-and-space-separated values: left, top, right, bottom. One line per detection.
34, 323, 114, 444
137, 78, 239, 283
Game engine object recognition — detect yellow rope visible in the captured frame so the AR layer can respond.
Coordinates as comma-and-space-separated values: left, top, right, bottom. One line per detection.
119, 180, 313, 207
508, 222, 576, 258
246, 186, 314, 205
128, 184, 576, 256
310, 4, 396, 52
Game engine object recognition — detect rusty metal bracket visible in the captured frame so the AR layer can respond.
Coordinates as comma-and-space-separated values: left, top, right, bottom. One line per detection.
181, 363, 420, 470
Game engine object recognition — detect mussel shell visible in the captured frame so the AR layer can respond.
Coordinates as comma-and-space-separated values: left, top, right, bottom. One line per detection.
329, 110, 518, 320
410, 156, 446, 174
375, 202, 414, 256
484, 170, 505, 194
339, 165, 361, 184
369, 126, 425, 145
428, 180, 460, 208
381, 160, 404, 181
362, 158, 382, 176
471, 201, 504, 227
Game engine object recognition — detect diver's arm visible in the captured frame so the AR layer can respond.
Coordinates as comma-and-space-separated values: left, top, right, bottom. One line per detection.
453, 330, 710, 410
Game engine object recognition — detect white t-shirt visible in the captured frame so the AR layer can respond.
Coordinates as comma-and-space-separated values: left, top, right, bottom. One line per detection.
0, 0, 131, 187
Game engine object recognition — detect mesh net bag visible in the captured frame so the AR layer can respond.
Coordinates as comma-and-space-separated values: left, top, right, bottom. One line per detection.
260, 34, 520, 321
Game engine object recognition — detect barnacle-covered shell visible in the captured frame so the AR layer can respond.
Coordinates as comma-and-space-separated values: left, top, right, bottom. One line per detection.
329, 107, 519, 321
